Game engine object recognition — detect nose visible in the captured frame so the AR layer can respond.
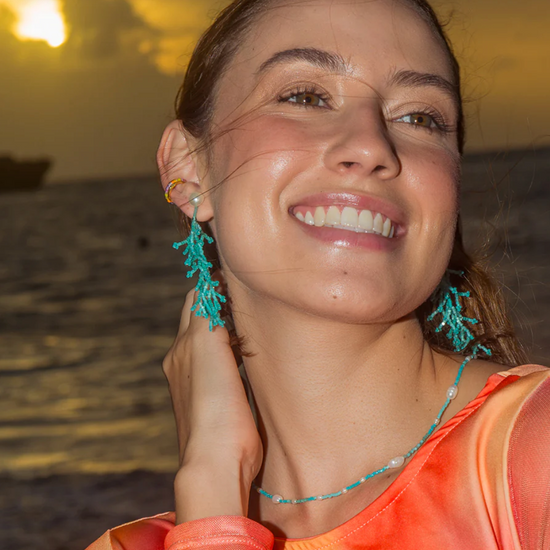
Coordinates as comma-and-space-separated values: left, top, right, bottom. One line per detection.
323, 106, 401, 180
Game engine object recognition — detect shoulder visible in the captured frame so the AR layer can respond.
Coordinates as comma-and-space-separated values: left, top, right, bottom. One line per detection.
85, 512, 175, 550
504, 366, 550, 548
452, 364, 550, 466
497, 364, 550, 460
446, 359, 549, 426
505, 364, 550, 450
455, 365, 550, 546
476, 363, 550, 425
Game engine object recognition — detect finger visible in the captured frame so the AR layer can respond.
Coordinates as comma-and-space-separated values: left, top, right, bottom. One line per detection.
177, 288, 198, 336
179, 289, 222, 339
178, 286, 231, 345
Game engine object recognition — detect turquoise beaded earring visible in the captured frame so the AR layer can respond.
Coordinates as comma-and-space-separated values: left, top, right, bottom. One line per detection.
427, 270, 491, 357
165, 179, 226, 331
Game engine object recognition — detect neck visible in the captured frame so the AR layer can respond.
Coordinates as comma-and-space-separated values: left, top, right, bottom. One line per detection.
232, 296, 456, 507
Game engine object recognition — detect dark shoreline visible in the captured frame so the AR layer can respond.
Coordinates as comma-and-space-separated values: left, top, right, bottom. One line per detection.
1, 471, 175, 550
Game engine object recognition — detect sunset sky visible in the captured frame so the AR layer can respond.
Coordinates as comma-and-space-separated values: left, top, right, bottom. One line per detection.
1, 0, 549, 181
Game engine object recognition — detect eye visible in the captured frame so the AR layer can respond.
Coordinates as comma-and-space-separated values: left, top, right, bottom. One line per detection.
397, 113, 437, 128
278, 87, 330, 108
394, 110, 452, 134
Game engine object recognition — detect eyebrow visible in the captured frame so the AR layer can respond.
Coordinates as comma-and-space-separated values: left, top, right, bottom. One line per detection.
255, 47, 351, 78
388, 68, 460, 105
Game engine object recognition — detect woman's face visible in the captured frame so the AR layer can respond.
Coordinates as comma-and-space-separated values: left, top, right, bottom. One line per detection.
202, 0, 461, 324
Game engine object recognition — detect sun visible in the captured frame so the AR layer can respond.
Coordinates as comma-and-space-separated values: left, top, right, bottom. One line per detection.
12, 0, 67, 48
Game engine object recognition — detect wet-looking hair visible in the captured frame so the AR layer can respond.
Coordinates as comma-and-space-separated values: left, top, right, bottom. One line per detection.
173, 0, 527, 365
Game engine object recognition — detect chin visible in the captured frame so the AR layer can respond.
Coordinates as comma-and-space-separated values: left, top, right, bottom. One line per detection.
292, 286, 410, 326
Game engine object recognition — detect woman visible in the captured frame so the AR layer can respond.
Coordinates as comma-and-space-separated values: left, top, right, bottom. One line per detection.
88, 0, 550, 548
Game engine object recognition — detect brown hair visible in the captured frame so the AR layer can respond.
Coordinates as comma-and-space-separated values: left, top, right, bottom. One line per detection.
173, 0, 527, 365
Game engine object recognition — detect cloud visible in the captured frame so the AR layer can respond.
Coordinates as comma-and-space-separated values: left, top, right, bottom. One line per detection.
128, 0, 226, 74
61, 0, 155, 58
57, 0, 227, 74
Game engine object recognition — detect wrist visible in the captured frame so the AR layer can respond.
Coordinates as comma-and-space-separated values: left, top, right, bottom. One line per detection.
174, 459, 254, 524
182, 439, 261, 488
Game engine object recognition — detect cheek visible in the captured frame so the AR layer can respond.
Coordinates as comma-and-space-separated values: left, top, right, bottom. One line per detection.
208, 116, 327, 242
405, 151, 460, 223
206, 118, 313, 271
212, 113, 336, 178
399, 153, 460, 291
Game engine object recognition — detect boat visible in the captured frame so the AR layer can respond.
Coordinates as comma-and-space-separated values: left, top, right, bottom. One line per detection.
0, 156, 52, 192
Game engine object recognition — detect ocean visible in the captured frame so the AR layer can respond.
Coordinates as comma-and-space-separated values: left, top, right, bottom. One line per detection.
1, 149, 549, 548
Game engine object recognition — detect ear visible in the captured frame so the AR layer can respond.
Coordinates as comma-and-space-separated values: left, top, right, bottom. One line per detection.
157, 120, 213, 222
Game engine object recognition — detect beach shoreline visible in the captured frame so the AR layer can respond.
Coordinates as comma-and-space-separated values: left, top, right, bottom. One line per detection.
1, 471, 174, 549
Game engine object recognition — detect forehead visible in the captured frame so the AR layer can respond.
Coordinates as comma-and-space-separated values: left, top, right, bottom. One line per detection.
223, 0, 452, 95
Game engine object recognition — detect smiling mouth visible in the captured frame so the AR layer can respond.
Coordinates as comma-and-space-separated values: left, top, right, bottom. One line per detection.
292, 206, 396, 238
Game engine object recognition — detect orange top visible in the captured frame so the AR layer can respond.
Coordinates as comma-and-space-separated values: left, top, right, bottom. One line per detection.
86, 364, 550, 550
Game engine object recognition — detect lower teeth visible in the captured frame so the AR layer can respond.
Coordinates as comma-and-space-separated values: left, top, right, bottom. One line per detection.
298, 216, 392, 237
329, 224, 384, 236
333, 224, 372, 233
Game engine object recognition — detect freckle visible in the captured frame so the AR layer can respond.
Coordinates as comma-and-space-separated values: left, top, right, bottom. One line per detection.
343, 271, 348, 275
332, 295, 338, 299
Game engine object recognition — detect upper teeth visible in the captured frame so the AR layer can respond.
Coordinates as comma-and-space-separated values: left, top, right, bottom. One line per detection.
294, 206, 395, 238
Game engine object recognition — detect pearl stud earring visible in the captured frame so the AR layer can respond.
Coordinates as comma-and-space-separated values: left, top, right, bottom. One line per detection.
189, 192, 204, 208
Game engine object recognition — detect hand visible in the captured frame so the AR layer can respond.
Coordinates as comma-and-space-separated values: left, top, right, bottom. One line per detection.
163, 289, 263, 523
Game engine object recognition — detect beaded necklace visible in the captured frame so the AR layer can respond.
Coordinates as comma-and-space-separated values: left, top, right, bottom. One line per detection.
252, 348, 488, 505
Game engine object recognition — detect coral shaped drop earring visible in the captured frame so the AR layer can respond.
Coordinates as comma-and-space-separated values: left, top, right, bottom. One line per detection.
427, 270, 491, 357
172, 192, 226, 331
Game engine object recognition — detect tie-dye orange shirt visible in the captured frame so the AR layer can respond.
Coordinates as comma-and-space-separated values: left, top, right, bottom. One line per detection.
87, 364, 550, 550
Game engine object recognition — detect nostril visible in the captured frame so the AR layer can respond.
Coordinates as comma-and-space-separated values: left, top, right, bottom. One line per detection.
342, 162, 355, 168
